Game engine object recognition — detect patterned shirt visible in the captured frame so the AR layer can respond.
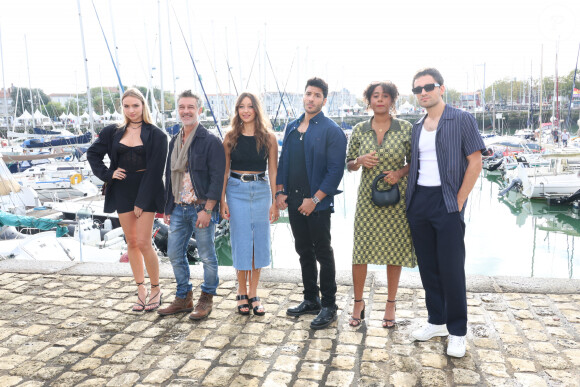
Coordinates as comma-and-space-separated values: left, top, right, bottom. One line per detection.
178, 168, 197, 204
406, 105, 485, 213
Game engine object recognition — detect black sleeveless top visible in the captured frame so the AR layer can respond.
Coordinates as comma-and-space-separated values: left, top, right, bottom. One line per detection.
230, 135, 268, 171
117, 144, 147, 172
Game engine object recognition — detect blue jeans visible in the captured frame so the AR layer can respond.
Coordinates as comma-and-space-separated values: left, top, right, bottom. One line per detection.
167, 204, 219, 298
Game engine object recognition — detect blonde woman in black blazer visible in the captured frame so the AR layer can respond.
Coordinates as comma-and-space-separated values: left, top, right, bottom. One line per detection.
88, 88, 168, 312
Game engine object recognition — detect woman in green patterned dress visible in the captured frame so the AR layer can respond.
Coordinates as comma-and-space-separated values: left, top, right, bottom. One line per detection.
346, 81, 416, 328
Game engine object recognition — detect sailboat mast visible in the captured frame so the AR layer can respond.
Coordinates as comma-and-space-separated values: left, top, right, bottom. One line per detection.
167, 0, 177, 119
555, 42, 559, 132
157, 0, 165, 131
100, 66, 105, 115
24, 35, 34, 130
539, 45, 543, 149
482, 62, 485, 134
185, 1, 197, 93
77, 0, 94, 134
108, 0, 122, 103
0, 27, 8, 128
565, 44, 579, 130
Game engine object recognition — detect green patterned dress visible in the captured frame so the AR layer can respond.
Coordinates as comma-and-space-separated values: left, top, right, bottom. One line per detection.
347, 118, 416, 267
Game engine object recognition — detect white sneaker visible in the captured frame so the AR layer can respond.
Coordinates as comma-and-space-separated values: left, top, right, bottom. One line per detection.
447, 335, 466, 357
411, 323, 449, 341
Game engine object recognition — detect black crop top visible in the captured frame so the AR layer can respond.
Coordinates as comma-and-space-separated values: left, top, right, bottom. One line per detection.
117, 144, 147, 172
230, 135, 268, 172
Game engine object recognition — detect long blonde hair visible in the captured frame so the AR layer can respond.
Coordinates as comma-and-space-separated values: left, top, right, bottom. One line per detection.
117, 87, 154, 128
225, 92, 272, 153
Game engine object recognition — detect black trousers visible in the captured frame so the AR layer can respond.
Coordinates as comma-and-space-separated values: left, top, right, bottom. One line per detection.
288, 196, 336, 307
407, 185, 467, 336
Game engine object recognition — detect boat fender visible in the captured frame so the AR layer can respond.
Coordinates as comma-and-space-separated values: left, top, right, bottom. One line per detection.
70, 173, 83, 185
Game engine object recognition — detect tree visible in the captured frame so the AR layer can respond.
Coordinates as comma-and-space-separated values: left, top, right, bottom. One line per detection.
45, 101, 65, 119
10, 87, 50, 116
90, 87, 119, 115
65, 98, 87, 116
444, 88, 461, 107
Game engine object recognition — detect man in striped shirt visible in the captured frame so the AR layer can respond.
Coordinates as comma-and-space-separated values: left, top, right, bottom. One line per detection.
406, 68, 485, 358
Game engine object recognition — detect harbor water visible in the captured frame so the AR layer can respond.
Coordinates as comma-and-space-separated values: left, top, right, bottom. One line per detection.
270, 169, 580, 279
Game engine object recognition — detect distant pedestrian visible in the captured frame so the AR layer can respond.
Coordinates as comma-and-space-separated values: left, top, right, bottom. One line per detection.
277, 77, 347, 330
157, 90, 226, 320
562, 130, 569, 147
346, 81, 416, 328
221, 92, 279, 316
87, 88, 168, 312
406, 68, 485, 358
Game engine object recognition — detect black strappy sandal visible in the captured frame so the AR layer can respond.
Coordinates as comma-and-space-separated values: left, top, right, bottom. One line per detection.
132, 282, 147, 312
249, 296, 266, 316
236, 295, 250, 315
382, 299, 397, 328
349, 299, 366, 327
145, 284, 162, 312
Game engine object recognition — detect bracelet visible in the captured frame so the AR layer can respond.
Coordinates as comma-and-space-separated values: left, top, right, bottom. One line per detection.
275, 190, 285, 197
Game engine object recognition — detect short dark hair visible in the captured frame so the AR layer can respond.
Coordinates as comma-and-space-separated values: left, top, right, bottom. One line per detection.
412, 68, 444, 88
363, 81, 399, 109
305, 77, 329, 98
177, 90, 203, 108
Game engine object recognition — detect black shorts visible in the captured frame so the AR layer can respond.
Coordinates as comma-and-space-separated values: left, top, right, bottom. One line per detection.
113, 170, 156, 214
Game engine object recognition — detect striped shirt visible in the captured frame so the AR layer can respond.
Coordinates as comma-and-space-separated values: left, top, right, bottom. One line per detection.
406, 105, 485, 213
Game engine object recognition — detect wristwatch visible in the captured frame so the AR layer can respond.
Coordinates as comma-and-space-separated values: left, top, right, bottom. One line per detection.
203, 208, 212, 215
312, 196, 320, 205
275, 190, 285, 197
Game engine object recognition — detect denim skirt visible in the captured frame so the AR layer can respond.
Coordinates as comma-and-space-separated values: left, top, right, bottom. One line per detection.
226, 176, 272, 270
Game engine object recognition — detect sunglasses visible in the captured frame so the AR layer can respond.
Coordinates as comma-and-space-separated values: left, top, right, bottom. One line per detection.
412, 83, 440, 94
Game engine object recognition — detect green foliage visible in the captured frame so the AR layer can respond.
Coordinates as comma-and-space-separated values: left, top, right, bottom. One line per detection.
484, 70, 578, 105
444, 88, 461, 106
44, 101, 65, 118
10, 87, 50, 116
65, 98, 87, 116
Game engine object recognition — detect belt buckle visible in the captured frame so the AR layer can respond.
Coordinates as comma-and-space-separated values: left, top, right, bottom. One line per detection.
240, 173, 253, 182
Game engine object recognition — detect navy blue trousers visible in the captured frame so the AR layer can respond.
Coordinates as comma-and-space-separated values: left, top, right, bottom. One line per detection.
407, 186, 467, 336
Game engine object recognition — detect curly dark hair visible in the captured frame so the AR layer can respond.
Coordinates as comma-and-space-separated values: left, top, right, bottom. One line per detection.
363, 81, 399, 116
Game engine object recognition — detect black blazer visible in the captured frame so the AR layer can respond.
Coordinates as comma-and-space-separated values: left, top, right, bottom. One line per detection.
164, 123, 226, 216
87, 123, 169, 214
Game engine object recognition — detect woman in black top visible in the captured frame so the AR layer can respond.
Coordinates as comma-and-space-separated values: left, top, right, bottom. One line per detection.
87, 88, 168, 312
221, 92, 279, 316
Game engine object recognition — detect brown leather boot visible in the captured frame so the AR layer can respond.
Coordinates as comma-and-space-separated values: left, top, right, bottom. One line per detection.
157, 291, 193, 316
188, 291, 213, 320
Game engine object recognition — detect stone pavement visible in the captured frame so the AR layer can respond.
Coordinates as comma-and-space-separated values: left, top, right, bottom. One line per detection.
0, 261, 579, 387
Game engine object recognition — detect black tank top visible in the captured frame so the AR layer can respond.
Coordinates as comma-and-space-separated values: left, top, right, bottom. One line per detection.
230, 135, 268, 171
117, 144, 147, 172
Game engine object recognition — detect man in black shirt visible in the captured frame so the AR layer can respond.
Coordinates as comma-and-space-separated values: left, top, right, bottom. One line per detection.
276, 78, 347, 329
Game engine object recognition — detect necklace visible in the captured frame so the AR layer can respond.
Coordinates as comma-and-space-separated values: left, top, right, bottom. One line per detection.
299, 131, 305, 141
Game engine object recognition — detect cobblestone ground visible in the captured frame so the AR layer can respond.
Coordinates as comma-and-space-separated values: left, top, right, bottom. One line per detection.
0, 272, 579, 386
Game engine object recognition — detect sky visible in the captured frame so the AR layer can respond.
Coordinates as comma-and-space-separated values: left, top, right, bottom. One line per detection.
0, 0, 578, 100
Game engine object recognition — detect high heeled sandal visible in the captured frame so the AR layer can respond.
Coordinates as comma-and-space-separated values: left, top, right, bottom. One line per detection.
382, 299, 397, 328
145, 284, 162, 312
249, 296, 266, 316
132, 282, 147, 312
349, 299, 366, 327
236, 295, 250, 315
